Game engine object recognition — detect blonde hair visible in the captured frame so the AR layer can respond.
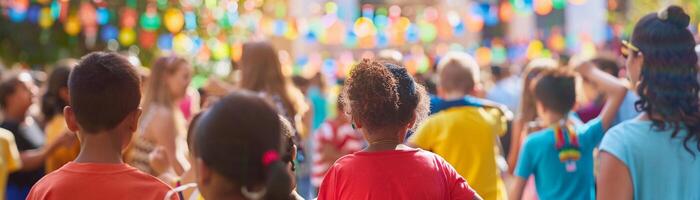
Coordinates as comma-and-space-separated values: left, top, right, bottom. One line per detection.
142, 55, 189, 111
437, 52, 480, 93
239, 42, 308, 118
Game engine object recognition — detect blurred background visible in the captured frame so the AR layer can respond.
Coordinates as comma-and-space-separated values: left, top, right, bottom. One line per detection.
1, 1, 700, 199
1, 0, 698, 89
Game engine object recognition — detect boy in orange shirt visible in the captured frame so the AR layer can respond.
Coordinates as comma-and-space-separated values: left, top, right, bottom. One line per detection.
27, 52, 175, 200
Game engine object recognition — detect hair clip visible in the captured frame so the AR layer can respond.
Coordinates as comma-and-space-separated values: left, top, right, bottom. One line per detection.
262, 150, 280, 168
241, 186, 267, 200
658, 7, 668, 20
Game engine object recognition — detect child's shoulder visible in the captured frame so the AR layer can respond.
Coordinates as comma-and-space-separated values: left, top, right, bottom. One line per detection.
607, 119, 646, 133
329, 152, 360, 166
122, 168, 173, 187
28, 168, 74, 194
28, 166, 172, 199
523, 128, 555, 145
322, 153, 361, 175
415, 149, 448, 162
604, 119, 657, 142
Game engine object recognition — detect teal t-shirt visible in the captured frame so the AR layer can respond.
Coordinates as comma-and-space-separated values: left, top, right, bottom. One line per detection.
514, 118, 603, 200
600, 119, 700, 200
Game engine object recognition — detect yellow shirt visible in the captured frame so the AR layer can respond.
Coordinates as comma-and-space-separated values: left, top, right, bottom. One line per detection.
1, 128, 22, 198
45, 115, 80, 172
410, 106, 507, 200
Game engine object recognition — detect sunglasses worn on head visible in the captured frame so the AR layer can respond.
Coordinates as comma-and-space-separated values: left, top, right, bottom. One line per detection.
621, 40, 640, 59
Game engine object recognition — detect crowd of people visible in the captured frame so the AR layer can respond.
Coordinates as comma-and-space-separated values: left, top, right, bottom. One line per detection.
0, 5, 699, 200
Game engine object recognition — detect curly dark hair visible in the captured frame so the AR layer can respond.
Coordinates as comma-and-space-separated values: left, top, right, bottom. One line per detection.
631, 5, 700, 155
342, 59, 429, 132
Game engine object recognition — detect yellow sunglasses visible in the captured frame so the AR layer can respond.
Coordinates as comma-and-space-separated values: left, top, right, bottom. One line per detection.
621, 40, 640, 59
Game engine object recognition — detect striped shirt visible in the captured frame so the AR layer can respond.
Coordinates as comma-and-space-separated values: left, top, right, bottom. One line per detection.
311, 120, 365, 187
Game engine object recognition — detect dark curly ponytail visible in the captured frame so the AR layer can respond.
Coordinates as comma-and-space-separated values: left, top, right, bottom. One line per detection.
632, 5, 700, 155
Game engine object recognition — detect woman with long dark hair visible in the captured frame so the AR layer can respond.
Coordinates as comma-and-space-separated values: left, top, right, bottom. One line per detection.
41, 59, 79, 173
597, 5, 700, 200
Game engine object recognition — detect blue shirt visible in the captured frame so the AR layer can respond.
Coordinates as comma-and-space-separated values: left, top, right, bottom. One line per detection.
429, 95, 485, 114
614, 90, 640, 124
600, 119, 700, 200
486, 76, 522, 112
514, 118, 603, 200
309, 87, 328, 131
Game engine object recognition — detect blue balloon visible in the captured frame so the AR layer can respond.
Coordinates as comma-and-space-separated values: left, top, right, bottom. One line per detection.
524, 0, 534, 8
478, 3, 490, 17
508, 44, 527, 60
322, 59, 336, 75
406, 24, 419, 43
485, 6, 499, 26
27, 6, 40, 24
377, 31, 388, 47
343, 31, 357, 48
362, 9, 373, 19
512, 0, 534, 12
374, 15, 388, 30
100, 25, 118, 41
605, 25, 614, 42
97, 8, 110, 25
185, 12, 197, 30
453, 22, 465, 36
274, 20, 285, 36
51, 0, 60, 19
305, 31, 318, 43
296, 56, 309, 66
9, 7, 27, 23
191, 37, 203, 53
158, 34, 174, 50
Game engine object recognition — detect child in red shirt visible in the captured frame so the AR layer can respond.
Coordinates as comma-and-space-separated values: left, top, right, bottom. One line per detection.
27, 52, 174, 200
317, 59, 481, 200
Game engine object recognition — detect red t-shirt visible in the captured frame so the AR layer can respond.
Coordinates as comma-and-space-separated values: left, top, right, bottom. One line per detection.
318, 148, 477, 200
27, 162, 176, 200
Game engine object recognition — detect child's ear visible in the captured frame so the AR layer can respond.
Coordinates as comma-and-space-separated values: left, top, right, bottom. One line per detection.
64, 106, 80, 132
407, 114, 417, 129
126, 108, 143, 133
195, 158, 212, 187
534, 101, 546, 116
471, 83, 485, 98
291, 144, 298, 161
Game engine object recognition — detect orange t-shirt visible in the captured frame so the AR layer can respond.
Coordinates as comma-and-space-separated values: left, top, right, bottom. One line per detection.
27, 162, 176, 200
